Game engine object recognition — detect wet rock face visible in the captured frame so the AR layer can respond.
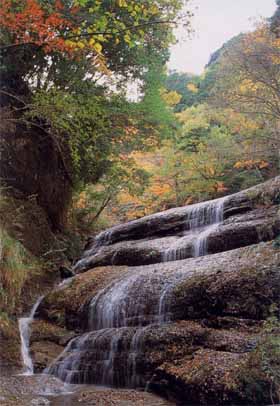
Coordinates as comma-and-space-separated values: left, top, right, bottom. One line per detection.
83, 176, 280, 250
73, 177, 280, 273
73, 207, 280, 273
46, 321, 260, 387
150, 350, 268, 406
37, 266, 130, 330
32, 177, 280, 405
34, 244, 280, 395
37, 243, 280, 333
73, 236, 177, 272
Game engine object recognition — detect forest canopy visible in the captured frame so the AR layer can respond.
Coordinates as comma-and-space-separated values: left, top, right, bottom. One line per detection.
0, 0, 191, 229
0, 0, 279, 231
106, 14, 280, 221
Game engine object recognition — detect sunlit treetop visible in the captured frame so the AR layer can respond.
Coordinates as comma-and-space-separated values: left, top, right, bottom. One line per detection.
0, 0, 191, 76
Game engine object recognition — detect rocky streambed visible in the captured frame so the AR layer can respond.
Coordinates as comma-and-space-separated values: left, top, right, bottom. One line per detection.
7, 176, 280, 405
0, 368, 172, 406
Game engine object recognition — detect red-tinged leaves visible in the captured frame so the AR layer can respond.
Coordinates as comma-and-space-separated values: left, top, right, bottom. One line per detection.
0, 0, 75, 54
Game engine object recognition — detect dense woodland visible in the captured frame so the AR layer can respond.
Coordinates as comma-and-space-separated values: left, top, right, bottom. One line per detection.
0, 0, 191, 340
0, 1, 279, 231
0, 1, 279, 403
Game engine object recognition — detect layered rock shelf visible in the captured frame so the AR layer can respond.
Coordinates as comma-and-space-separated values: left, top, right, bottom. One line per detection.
74, 177, 280, 273
31, 177, 280, 405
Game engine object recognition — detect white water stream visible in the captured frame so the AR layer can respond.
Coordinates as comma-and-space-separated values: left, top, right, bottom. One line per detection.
163, 196, 226, 261
18, 296, 44, 375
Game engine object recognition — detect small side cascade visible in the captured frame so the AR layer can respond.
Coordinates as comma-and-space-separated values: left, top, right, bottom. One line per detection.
94, 229, 114, 248
163, 196, 226, 261
18, 296, 44, 375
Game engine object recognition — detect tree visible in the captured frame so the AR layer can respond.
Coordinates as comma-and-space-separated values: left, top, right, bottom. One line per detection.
210, 24, 280, 171
0, 0, 191, 96
165, 71, 201, 111
0, 0, 191, 230
164, 65, 221, 112
211, 25, 280, 120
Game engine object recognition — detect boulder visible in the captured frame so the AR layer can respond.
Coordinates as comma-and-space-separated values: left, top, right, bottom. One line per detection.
150, 348, 274, 405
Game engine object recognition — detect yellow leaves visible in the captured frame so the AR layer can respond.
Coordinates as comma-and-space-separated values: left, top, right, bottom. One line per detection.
258, 160, 270, 169
177, 104, 210, 132
208, 166, 216, 176
77, 41, 85, 49
150, 4, 159, 15
238, 79, 259, 94
93, 42, 102, 53
187, 83, 198, 93
73, 38, 103, 53
116, 192, 146, 221
124, 34, 131, 44
97, 34, 105, 42
65, 39, 75, 48
131, 151, 159, 172
233, 160, 245, 169
270, 54, 280, 65
74, 28, 82, 35
88, 38, 103, 53
118, 0, 127, 7
76, 191, 87, 208
161, 89, 182, 107
210, 108, 260, 135
92, 53, 111, 75
133, 4, 141, 13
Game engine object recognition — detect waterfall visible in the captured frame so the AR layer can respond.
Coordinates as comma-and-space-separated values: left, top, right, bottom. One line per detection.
128, 325, 151, 388
47, 266, 185, 387
163, 196, 226, 261
192, 197, 226, 257
18, 296, 44, 375
46, 197, 227, 388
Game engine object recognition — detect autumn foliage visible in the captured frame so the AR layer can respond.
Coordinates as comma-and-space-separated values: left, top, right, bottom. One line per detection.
0, 0, 76, 53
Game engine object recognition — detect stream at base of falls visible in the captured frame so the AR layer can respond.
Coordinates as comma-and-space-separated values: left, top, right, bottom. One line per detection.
0, 369, 172, 406
14, 195, 227, 401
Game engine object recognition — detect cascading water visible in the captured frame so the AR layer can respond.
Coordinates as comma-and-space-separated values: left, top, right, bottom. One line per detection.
18, 296, 44, 375
163, 196, 226, 261
47, 266, 185, 387
18, 279, 73, 376
46, 197, 227, 389
192, 196, 226, 257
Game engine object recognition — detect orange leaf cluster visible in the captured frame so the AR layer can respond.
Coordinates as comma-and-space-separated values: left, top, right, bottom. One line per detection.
149, 183, 172, 196
214, 182, 228, 193
0, 0, 76, 53
234, 159, 269, 170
